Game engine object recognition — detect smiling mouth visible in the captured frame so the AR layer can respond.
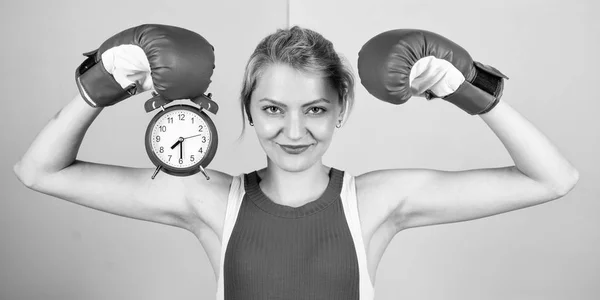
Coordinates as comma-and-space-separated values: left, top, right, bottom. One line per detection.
279, 144, 311, 154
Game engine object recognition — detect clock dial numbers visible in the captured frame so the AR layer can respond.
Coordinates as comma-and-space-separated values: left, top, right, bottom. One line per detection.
150, 109, 212, 168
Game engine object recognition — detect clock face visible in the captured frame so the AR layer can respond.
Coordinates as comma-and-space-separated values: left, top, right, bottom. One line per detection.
148, 107, 213, 169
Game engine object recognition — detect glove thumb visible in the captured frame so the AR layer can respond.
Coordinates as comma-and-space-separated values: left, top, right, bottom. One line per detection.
409, 56, 464, 99
101, 45, 154, 93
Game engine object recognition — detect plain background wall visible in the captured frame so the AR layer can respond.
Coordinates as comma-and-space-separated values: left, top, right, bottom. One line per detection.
1, 1, 286, 299
290, 0, 599, 299
1, 0, 598, 299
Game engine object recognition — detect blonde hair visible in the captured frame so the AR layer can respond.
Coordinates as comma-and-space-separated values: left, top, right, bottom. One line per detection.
238, 26, 355, 137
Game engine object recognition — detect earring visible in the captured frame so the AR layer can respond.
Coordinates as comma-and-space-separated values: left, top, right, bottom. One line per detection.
336, 119, 342, 128
249, 122, 254, 126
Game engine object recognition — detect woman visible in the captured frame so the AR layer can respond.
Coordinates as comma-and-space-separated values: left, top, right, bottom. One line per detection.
14, 26, 579, 299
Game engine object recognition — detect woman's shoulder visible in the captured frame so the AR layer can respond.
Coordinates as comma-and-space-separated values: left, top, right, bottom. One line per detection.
183, 168, 236, 202
181, 169, 238, 228
353, 168, 428, 200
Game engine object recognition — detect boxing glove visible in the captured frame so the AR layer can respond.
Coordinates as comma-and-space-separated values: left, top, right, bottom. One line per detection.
358, 29, 508, 115
75, 24, 215, 110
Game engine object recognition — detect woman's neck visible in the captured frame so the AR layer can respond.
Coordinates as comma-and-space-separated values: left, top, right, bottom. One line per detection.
257, 161, 331, 207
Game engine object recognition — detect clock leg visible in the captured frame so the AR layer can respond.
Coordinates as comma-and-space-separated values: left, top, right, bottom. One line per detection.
199, 166, 210, 180
151, 165, 162, 179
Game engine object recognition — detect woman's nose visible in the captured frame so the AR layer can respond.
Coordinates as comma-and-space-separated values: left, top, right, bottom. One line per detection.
285, 113, 306, 140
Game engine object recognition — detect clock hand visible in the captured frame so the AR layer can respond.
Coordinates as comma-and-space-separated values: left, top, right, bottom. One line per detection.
170, 137, 184, 149
180, 140, 183, 160
182, 133, 202, 140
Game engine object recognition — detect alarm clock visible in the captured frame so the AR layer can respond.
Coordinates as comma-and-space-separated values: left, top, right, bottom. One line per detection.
144, 92, 219, 180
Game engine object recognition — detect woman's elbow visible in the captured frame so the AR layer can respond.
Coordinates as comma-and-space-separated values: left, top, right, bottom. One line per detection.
13, 160, 41, 189
551, 167, 580, 198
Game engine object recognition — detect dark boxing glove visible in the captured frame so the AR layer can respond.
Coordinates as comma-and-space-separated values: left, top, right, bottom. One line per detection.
358, 29, 508, 115
75, 24, 215, 111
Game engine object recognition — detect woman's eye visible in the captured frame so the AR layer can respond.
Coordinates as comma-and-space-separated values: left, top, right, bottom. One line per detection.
263, 106, 282, 114
308, 107, 326, 114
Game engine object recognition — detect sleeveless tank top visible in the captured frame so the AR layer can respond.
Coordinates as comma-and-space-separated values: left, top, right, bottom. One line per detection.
216, 168, 375, 299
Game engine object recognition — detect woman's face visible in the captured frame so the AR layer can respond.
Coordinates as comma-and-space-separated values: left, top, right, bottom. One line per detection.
249, 63, 344, 172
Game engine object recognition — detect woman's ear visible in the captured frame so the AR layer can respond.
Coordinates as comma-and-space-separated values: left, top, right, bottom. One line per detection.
338, 98, 348, 126
245, 99, 254, 125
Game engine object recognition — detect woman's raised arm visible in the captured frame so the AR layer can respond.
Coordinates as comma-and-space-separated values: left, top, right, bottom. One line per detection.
13, 94, 226, 230
360, 100, 579, 231
356, 29, 578, 232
